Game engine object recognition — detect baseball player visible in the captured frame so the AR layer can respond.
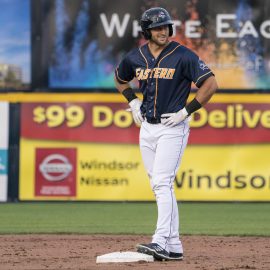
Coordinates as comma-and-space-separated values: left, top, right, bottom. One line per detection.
114, 7, 218, 261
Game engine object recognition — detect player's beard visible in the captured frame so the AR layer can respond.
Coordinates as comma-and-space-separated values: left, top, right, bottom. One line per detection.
150, 34, 169, 47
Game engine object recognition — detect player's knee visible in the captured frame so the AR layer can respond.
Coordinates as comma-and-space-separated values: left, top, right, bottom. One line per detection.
151, 175, 173, 190
152, 181, 171, 192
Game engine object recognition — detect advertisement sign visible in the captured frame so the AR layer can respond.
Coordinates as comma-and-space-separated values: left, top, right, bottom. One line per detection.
36, 0, 270, 90
177, 144, 270, 201
19, 94, 270, 201
19, 139, 270, 201
21, 101, 270, 145
20, 140, 153, 201
0, 102, 9, 202
35, 148, 77, 197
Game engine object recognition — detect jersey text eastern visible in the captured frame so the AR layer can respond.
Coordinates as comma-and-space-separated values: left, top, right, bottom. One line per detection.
135, 68, 175, 80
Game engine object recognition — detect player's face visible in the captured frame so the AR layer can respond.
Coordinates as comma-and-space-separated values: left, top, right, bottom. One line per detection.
150, 25, 170, 46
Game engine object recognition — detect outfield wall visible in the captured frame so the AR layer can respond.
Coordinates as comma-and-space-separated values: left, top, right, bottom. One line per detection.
1, 92, 267, 201
2, 0, 270, 202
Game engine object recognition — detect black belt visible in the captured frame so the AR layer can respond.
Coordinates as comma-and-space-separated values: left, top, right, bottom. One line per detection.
146, 117, 161, 124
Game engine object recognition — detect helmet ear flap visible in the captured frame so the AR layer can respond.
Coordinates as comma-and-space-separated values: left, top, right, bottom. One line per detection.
169, 25, 173, 36
144, 30, 151, 40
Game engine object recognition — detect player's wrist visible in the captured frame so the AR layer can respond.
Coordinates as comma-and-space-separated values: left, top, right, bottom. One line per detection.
181, 107, 188, 117
185, 98, 202, 115
122, 87, 138, 103
129, 97, 141, 108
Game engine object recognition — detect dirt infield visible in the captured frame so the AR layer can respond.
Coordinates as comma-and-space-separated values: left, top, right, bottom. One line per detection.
0, 235, 269, 270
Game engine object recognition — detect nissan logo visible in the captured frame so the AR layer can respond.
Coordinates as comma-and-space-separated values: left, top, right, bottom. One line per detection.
39, 154, 73, 181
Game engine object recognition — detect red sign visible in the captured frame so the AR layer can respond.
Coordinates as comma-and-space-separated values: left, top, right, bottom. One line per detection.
21, 102, 139, 144
189, 103, 270, 144
21, 102, 270, 145
35, 148, 77, 197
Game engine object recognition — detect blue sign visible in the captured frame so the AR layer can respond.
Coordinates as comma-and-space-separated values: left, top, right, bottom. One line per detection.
0, 149, 8, 175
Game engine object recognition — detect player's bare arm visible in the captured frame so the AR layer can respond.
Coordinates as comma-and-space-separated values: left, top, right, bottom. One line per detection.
114, 76, 130, 93
194, 75, 218, 106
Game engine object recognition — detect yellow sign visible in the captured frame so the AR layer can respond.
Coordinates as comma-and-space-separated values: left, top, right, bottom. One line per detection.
176, 144, 270, 201
19, 138, 270, 201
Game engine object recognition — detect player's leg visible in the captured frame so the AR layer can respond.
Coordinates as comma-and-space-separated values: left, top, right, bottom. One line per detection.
151, 120, 189, 256
139, 121, 157, 189
137, 120, 189, 260
137, 121, 162, 257
166, 191, 183, 254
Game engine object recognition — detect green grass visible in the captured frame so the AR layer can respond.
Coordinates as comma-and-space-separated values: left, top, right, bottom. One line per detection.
0, 202, 269, 236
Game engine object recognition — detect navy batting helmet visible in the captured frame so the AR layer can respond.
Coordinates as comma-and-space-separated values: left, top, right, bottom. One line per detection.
140, 7, 174, 40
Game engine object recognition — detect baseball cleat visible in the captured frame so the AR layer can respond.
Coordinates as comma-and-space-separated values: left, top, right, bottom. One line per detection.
169, 252, 184, 260
136, 243, 156, 256
137, 243, 183, 261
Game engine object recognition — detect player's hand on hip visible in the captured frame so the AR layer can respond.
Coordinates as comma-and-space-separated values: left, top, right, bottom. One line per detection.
161, 108, 188, 127
128, 98, 144, 126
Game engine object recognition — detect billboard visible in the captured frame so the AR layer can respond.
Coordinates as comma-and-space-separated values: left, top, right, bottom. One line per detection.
34, 0, 270, 90
22, 100, 270, 145
19, 93, 270, 201
0, 102, 9, 202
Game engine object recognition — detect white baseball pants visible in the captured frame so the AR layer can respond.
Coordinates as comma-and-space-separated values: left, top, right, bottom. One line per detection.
139, 119, 190, 253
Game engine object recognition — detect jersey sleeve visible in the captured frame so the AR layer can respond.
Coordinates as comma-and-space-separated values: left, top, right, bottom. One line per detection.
115, 55, 135, 84
183, 50, 214, 88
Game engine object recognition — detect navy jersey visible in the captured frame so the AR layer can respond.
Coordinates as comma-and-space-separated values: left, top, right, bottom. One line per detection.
115, 41, 214, 119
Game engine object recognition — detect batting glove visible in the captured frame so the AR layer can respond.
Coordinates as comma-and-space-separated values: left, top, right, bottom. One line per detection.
161, 108, 188, 127
129, 98, 144, 126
